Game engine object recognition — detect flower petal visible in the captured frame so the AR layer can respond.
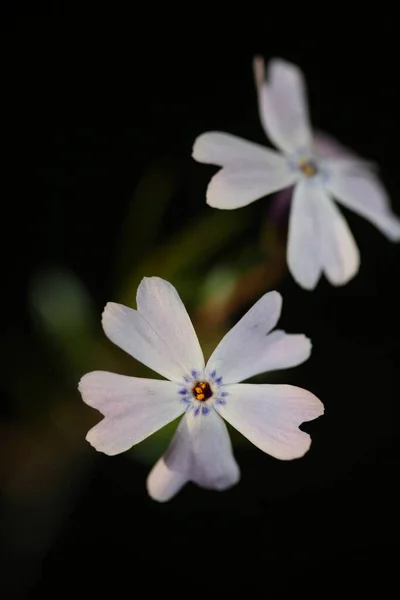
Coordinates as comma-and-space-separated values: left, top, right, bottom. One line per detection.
192, 131, 295, 210
253, 56, 312, 154
288, 183, 360, 288
79, 371, 186, 455
192, 131, 282, 168
136, 277, 205, 373
206, 291, 287, 383
204, 158, 296, 210
192, 131, 284, 166
287, 182, 322, 290
147, 408, 240, 502
102, 277, 204, 381
326, 172, 400, 241
146, 458, 187, 503
317, 192, 360, 286
233, 329, 311, 376
215, 383, 324, 460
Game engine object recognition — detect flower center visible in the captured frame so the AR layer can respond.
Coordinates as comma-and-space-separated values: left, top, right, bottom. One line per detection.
192, 381, 213, 402
299, 159, 318, 177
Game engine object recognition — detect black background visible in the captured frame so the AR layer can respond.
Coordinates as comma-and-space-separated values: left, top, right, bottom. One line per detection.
2, 3, 400, 597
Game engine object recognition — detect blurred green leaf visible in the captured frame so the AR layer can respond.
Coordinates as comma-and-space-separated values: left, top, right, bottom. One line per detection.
114, 157, 181, 287
30, 267, 96, 338
120, 207, 251, 307
200, 265, 238, 306
29, 267, 124, 378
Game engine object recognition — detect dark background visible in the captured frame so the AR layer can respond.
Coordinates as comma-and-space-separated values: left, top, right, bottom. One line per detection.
2, 4, 400, 597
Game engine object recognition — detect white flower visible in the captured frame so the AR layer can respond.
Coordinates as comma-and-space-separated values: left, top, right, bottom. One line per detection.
192, 57, 400, 290
79, 277, 323, 502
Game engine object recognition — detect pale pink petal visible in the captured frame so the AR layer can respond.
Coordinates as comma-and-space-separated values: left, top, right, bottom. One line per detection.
287, 182, 322, 290
102, 277, 204, 381
327, 172, 400, 241
317, 192, 360, 285
147, 408, 240, 502
205, 160, 296, 210
215, 383, 324, 460
207, 292, 311, 383
192, 131, 283, 166
254, 56, 313, 154
79, 371, 185, 455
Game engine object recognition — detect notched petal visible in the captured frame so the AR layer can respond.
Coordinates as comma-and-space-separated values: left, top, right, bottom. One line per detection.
215, 383, 324, 460
102, 277, 204, 381
79, 371, 185, 456
146, 409, 240, 501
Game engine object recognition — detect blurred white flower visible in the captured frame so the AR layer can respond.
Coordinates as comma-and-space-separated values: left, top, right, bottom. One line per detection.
79, 277, 323, 502
193, 57, 400, 289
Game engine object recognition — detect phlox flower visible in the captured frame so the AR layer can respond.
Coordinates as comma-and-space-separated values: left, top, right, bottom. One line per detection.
193, 57, 400, 289
79, 277, 323, 501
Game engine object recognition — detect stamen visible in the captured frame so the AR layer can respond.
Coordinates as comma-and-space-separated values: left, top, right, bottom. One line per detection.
192, 381, 213, 402
299, 159, 318, 177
